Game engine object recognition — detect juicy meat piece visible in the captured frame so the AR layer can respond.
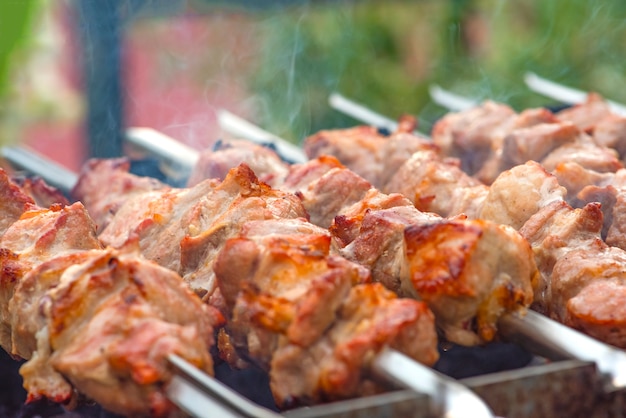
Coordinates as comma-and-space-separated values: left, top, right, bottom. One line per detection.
556, 247, 626, 348
304, 125, 383, 179
283, 157, 373, 228
605, 190, 626, 250
519, 201, 604, 315
214, 218, 438, 407
303, 118, 437, 189
0, 169, 36, 237
72, 158, 167, 231
11, 176, 70, 208
270, 283, 438, 408
499, 122, 579, 171
335, 205, 440, 294
556, 93, 612, 133
480, 161, 567, 230
0, 203, 102, 351
593, 114, 626, 159
187, 139, 289, 188
552, 162, 615, 201
281, 155, 343, 191
98, 164, 307, 299
540, 140, 623, 173
40, 249, 218, 417
431, 100, 517, 176
330, 189, 419, 248
404, 219, 536, 345
384, 150, 488, 218
98, 177, 218, 274
0, 172, 222, 417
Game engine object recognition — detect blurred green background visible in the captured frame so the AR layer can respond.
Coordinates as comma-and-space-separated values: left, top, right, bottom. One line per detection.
0, 0, 38, 106
243, 0, 626, 140
3, 0, 626, 155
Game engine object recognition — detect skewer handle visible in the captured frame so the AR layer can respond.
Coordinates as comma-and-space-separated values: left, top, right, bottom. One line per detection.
328, 93, 400, 133
499, 310, 626, 390
524, 72, 626, 116
125, 127, 200, 170
217, 110, 307, 164
1, 146, 78, 193
167, 354, 283, 418
372, 347, 494, 418
428, 85, 478, 112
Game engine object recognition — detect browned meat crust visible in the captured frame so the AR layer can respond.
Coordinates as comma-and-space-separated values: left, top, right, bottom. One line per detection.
213, 218, 438, 407
0, 169, 221, 417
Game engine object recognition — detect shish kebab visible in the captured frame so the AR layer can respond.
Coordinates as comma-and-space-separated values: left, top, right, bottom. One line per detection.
2, 148, 494, 417
126, 112, 626, 386
324, 92, 626, 378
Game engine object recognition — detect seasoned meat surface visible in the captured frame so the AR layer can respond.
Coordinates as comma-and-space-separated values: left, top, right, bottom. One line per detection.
404, 219, 536, 345
72, 158, 167, 231
97, 163, 307, 299
187, 139, 289, 188
0, 168, 222, 417
384, 150, 488, 218
214, 217, 438, 407
303, 117, 435, 189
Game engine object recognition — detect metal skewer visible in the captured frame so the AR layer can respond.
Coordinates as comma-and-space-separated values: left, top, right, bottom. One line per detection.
523, 72, 626, 116
167, 354, 283, 418
372, 347, 494, 418
2, 146, 79, 194
328, 93, 400, 133
428, 85, 478, 112
217, 110, 307, 164
328, 93, 431, 140
499, 310, 626, 391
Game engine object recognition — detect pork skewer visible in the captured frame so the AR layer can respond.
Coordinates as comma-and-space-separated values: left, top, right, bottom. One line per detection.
4, 148, 494, 417
0, 165, 295, 418
324, 96, 626, 390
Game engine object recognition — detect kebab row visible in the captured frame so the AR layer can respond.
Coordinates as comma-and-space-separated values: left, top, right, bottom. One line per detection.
4, 155, 512, 416
70, 153, 539, 410
312, 92, 626, 350
3, 90, 624, 416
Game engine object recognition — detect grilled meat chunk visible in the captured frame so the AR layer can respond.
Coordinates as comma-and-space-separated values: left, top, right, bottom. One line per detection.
0, 169, 221, 417
431, 100, 517, 178
187, 139, 289, 188
282, 156, 373, 228
94, 163, 307, 300
480, 161, 567, 230
214, 218, 438, 407
72, 158, 167, 231
404, 219, 536, 345
41, 249, 217, 417
335, 204, 441, 294
555, 92, 612, 133
303, 116, 437, 189
383, 150, 488, 218
0, 202, 102, 352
